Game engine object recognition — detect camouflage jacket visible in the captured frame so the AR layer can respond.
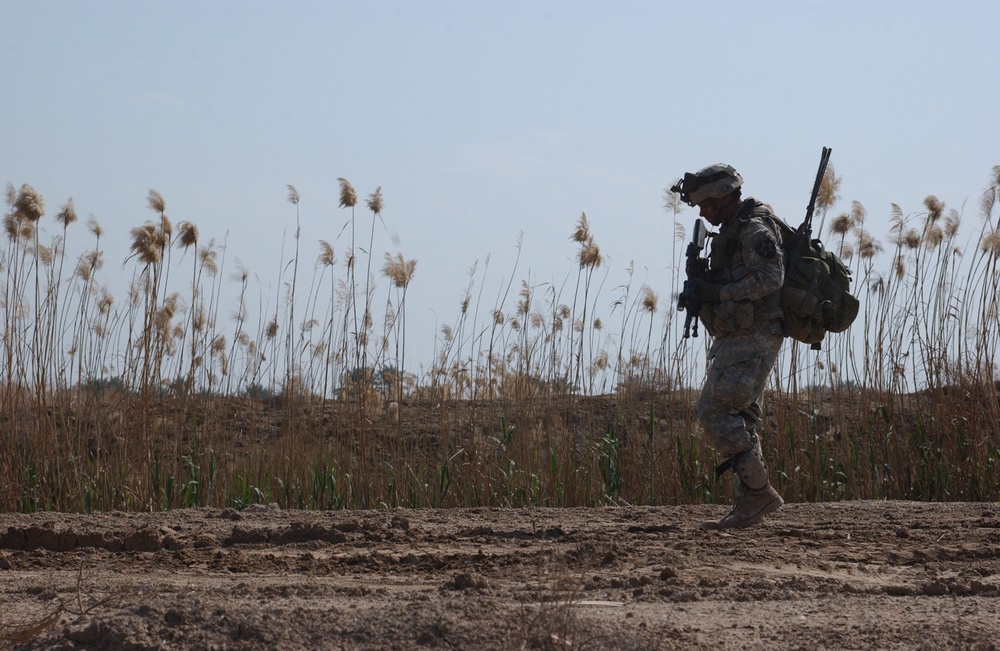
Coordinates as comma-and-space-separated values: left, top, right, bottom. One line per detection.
699, 198, 784, 339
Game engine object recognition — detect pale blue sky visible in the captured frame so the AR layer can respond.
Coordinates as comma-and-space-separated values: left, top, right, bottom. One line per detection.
3, 1, 998, 374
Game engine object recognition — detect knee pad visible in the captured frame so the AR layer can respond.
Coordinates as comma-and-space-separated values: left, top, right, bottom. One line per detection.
733, 450, 769, 491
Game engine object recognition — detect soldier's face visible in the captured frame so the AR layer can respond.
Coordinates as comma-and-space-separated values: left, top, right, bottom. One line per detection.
697, 198, 725, 226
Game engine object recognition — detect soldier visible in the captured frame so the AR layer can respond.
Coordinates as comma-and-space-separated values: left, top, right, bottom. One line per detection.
671, 164, 785, 529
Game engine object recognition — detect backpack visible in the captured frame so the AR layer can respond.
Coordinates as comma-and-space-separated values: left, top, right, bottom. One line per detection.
773, 214, 859, 350
773, 147, 859, 350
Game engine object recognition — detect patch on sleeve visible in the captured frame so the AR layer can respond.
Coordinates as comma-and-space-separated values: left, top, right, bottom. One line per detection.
753, 235, 777, 259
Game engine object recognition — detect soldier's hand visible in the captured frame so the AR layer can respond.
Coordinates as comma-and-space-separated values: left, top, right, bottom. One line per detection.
691, 279, 723, 303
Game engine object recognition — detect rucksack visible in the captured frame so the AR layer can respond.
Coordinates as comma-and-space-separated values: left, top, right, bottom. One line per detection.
773, 216, 859, 349
775, 147, 859, 350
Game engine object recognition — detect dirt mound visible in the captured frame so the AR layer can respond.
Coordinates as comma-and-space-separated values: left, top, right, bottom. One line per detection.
2, 501, 1000, 650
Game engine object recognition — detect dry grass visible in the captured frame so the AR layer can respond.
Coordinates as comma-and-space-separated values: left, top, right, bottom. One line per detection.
1, 168, 999, 513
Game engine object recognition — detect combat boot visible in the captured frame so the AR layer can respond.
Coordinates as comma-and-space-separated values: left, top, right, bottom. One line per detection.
702, 449, 783, 530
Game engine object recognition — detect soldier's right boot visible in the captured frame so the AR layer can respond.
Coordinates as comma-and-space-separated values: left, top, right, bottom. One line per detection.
702, 449, 783, 530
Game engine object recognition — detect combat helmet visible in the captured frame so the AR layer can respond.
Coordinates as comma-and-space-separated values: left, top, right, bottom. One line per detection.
670, 164, 743, 207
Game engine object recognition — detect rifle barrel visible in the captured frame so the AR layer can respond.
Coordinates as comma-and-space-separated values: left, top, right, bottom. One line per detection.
803, 146, 832, 235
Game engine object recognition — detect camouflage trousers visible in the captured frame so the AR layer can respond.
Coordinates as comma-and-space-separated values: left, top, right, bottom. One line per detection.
696, 330, 783, 459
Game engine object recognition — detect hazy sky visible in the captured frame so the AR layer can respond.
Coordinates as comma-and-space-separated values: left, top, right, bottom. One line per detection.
3, 1, 998, 373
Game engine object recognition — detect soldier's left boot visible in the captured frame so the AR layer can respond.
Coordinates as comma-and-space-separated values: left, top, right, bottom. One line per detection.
702, 449, 783, 530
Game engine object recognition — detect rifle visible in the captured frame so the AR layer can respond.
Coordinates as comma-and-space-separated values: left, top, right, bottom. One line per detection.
677, 218, 709, 338
803, 146, 832, 240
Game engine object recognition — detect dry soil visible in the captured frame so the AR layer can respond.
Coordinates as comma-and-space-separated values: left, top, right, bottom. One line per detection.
2, 501, 1000, 650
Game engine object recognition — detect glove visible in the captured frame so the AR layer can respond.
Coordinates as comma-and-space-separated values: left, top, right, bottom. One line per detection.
691, 279, 723, 304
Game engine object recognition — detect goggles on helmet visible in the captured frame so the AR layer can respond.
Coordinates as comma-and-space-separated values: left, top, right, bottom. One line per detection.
670, 164, 742, 207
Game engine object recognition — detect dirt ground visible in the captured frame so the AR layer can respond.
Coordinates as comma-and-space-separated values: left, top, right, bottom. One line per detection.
2, 501, 999, 651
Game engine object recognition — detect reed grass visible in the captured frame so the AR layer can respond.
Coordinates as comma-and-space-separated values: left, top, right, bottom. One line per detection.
1, 169, 999, 513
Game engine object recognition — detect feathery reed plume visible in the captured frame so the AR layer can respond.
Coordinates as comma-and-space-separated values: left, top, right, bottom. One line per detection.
3, 214, 17, 241
839, 243, 854, 260
517, 281, 531, 316
266, 317, 279, 339
925, 225, 944, 250
132, 222, 166, 264
944, 210, 961, 237
177, 221, 199, 249
979, 166, 1000, 221
98, 290, 114, 314
857, 230, 881, 259
154, 301, 177, 333
130, 223, 165, 264
287, 184, 300, 205
381, 252, 416, 288
56, 199, 77, 227
17, 217, 35, 241
924, 195, 944, 223
198, 245, 218, 275
4, 182, 14, 206
318, 240, 335, 266
75, 250, 103, 281
895, 257, 906, 280
850, 200, 867, 227
674, 222, 685, 242
366, 187, 383, 214
829, 213, 851, 236
147, 189, 166, 214
192, 307, 207, 332
641, 285, 658, 313
578, 238, 603, 268
338, 178, 357, 208
981, 192, 996, 223
903, 229, 921, 250
571, 213, 591, 243
816, 164, 841, 213
14, 184, 44, 222
889, 204, 905, 234
87, 216, 103, 238
982, 231, 1000, 257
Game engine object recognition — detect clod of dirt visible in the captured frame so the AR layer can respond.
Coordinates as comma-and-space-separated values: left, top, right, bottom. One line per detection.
123, 527, 163, 552
164, 608, 186, 626
660, 566, 678, 580
66, 622, 102, 645
445, 572, 486, 591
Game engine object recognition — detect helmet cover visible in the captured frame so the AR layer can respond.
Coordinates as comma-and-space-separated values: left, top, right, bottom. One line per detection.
670, 164, 743, 206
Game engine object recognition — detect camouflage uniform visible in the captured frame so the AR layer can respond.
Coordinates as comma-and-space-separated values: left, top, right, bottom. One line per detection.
696, 198, 784, 459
